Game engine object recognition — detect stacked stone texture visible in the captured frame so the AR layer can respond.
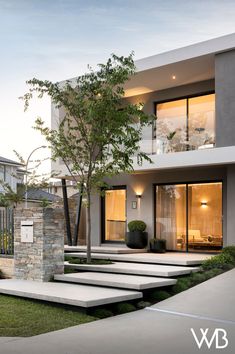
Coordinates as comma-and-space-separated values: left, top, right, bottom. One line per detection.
14, 207, 64, 282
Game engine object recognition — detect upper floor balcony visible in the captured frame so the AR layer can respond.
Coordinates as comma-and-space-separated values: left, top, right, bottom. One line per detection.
139, 93, 215, 155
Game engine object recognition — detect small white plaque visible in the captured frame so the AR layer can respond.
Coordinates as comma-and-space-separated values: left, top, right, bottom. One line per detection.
21, 220, 34, 243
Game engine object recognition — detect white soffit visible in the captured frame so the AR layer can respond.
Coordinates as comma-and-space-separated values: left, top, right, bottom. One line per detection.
124, 33, 235, 97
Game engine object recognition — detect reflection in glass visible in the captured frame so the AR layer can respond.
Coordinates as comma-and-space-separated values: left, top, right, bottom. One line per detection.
156, 182, 223, 252
188, 94, 215, 150
155, 94, 215, 154
105, 189, 126, 241
156, 99, 187, 154
156, 185, 186, 251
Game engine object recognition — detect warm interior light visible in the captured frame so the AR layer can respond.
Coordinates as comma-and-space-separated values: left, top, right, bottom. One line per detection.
172, 75, 176, 80
201, 201, 208, 207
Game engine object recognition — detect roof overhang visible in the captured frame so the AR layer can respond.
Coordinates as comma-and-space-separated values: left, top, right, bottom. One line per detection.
124, 33, 235, 97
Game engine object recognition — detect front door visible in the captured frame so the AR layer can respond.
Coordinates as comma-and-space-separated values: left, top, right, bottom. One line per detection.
102, 187, 126, 242
155, 182, 223, 252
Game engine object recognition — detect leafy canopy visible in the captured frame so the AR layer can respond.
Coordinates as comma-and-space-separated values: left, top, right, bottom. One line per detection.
22, 53, 154, 194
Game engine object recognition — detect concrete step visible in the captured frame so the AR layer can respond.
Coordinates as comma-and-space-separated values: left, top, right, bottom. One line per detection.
66, 252, 210, 266
54, 272, 177, 290
0, 279, 142, 308
65, 246, 147, 254
65, 261, 199, 277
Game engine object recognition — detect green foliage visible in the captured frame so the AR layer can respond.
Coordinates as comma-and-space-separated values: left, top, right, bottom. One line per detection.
201, 253, 234, 271
0, 294, 95, 337
22, 53, 154, 262
0, 181, 24, 207
91, 308, 113, 319
150, 290, 171, 301
136, 301, 151, 309
0, 194, 10, 207
172, 277, 192, 294
114, 302, 136, 314
40, 197, 50, 208
204, 268, 224, 279
65, 256, 113, 265
128, 220, 146, 232
222, 246, 235, 262
189, 272, 207, 285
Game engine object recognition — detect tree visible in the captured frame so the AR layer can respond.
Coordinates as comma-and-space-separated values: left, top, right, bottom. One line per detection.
22, 53, 154, 263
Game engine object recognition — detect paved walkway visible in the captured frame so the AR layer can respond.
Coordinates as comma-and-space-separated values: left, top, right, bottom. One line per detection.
1, 269, 235, 354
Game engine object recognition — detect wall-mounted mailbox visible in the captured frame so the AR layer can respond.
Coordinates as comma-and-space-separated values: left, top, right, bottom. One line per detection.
21, 220, 34, 243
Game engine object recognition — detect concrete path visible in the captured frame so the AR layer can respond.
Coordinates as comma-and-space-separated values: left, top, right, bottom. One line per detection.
67, 251, 210, 265
54, 272, 176, 290
1, 269, 235, 354
0, 279, 142, 307
65, 245, 147, 254
66, 261, 199, 277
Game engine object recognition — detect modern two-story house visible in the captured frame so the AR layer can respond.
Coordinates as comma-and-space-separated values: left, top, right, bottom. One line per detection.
52, 33, 235, 253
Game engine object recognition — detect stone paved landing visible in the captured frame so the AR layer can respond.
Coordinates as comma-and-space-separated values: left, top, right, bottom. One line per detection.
54, 272, 177, 290
0, 279, 142, 308
65, 262, 199, 277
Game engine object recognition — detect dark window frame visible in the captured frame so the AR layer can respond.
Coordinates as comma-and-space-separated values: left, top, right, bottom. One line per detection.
154, 179, 223, 253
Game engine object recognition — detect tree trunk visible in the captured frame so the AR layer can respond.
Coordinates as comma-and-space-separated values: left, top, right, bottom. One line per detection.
86, 191, 92, 263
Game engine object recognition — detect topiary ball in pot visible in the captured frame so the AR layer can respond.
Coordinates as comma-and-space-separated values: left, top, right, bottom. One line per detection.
126, 220, 148, 249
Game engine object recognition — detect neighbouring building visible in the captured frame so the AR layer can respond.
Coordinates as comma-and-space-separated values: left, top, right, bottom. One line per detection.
0, 156, 24, 194
52, 33, 235, 253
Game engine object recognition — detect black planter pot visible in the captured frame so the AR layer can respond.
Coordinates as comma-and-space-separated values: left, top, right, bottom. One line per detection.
125, 231, 148, 249
150, 239, 166, 253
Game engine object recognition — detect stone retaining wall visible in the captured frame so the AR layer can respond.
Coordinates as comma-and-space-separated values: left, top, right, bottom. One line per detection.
14, 207, 64, 282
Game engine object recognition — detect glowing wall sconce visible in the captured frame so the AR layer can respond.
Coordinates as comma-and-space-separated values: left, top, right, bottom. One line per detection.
136, 194, 142, 199
201, 201, 208, 207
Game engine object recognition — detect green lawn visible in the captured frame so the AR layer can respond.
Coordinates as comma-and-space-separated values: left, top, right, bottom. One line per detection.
0, 294, 96, 337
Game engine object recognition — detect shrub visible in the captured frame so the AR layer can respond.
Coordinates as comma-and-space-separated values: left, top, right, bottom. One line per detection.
204, 268, 224, 279
136, 301, 152, 309
128, 220, 146, 232
201, 253, 234, 271
150, 290, 171, 301
189, 272, 207, 285
114, 302, 136, 314
92, 308, 113, 319
222, 246, 235, 263
172, 277, 192, 294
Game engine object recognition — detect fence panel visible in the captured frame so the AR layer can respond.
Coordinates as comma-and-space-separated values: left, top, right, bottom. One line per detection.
0, 208, 14, 255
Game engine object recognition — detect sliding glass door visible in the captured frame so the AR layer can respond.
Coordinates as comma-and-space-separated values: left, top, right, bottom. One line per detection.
156, 182, 223, 252
102, 187, 126, 242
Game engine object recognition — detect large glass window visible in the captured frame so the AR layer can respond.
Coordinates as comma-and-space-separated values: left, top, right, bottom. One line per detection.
156, 182, 222, 252
104, 188, 126, 241
156, 94, 215, 154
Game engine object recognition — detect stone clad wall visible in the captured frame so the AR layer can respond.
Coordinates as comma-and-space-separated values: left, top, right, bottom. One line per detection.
14, 207, 64, 282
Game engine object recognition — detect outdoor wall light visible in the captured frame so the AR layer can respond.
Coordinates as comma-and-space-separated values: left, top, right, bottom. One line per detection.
136, 194, 142, 199
201, 201, 208, 207
172, 75, 176, 80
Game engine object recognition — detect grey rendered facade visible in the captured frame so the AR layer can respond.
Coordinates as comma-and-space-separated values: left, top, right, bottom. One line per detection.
52, 33, 235, 252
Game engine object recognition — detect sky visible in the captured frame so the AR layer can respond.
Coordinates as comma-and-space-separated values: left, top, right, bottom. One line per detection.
1, 0, 235, 172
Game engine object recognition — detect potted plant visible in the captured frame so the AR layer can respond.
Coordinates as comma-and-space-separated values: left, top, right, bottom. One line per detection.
126, 220, 148, 249
149, 238, 166, 253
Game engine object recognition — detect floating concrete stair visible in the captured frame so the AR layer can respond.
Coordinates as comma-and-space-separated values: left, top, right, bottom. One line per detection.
54, 272, 177, 290
65, 261, 199, 277
66, 252, 210, 266
65, 246, 147, 254
0, 279, 142, 308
